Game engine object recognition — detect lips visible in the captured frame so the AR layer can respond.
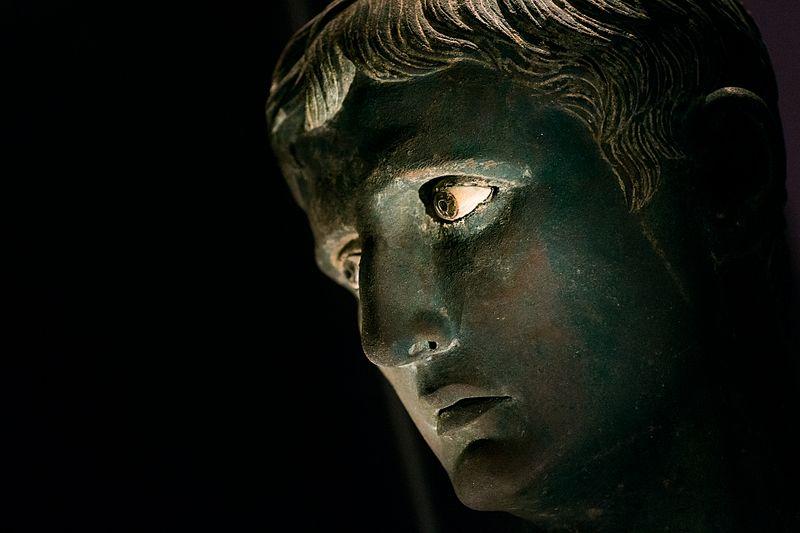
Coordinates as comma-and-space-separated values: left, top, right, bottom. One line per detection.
436, 396, 511, 435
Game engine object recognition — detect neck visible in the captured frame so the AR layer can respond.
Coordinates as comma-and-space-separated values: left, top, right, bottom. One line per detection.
511, 397, 777, 531
622, 416, 735, 532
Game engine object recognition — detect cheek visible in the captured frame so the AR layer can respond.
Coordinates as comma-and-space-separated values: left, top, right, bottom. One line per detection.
456, 208, 680, 446
461, 226, 595, 441
458, 198, 692, 456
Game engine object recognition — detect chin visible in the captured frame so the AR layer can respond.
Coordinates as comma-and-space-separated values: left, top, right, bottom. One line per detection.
448, 439, 532, 512
453, 484, 514, 513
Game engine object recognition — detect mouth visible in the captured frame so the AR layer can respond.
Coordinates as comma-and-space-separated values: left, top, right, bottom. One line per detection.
436, 396, 512, 436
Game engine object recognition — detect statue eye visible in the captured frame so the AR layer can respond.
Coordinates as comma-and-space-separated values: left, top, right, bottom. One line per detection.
342, 252, 361, 290
430, 183, 495, 223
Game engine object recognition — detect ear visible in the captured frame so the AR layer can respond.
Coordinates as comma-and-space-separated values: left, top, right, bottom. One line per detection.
694, 87, 784, 262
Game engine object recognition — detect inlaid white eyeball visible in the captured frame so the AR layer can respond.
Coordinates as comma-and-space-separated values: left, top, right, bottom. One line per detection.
432, 185, 494, 222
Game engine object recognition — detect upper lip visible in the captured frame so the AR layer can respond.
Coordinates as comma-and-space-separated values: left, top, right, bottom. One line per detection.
436, 395, 512, 435
422, 383, 497, 414
422, 383, 503, 413
413, 349, 511, 431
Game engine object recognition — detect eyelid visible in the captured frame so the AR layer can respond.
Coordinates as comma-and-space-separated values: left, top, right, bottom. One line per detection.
391, 161, 528, 189
425, 174, 504, 190
337, 238, 362, 262
418, 174, 501, 203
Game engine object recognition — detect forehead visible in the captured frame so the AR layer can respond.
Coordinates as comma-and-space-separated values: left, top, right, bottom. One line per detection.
284, 63, 589, 263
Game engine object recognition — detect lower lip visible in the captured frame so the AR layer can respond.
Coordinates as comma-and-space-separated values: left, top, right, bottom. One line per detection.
436, 396, 512, 436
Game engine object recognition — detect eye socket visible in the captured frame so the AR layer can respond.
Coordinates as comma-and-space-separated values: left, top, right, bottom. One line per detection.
424, 180, 495, 223
342, 252, 361, 290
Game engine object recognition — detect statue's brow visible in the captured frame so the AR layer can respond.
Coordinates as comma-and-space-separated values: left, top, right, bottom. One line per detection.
365, 158, 529, 191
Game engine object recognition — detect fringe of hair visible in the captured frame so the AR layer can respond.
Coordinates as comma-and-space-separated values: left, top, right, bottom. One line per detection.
268, 0, 775, 211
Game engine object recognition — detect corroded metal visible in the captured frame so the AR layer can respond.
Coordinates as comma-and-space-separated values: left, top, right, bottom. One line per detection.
267, 1, 793, 530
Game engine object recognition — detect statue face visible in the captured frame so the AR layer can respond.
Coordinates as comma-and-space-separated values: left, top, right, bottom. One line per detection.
286, 64, 701, 514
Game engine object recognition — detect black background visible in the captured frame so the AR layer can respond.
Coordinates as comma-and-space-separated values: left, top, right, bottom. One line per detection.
4, 1, 798, 531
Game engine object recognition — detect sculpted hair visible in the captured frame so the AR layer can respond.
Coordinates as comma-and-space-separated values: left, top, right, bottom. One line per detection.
267, 0, 776, 210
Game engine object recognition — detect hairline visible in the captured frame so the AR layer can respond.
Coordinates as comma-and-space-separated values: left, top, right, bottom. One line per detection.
268, 0, 776, 211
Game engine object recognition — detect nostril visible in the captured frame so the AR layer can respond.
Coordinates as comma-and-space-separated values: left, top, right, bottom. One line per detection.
407, 339, 443, 357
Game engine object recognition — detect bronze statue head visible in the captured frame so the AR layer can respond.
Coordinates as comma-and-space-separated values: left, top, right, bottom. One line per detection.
267, 1, 795, 529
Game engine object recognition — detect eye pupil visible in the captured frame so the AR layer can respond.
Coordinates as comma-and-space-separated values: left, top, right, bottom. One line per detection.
434, 191, 459, 221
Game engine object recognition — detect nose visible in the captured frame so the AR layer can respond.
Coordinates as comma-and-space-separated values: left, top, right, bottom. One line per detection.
398, 309, 458, 361
408, 339, 444, 358
363, 308, 458, 367
358, 239, 460, 367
